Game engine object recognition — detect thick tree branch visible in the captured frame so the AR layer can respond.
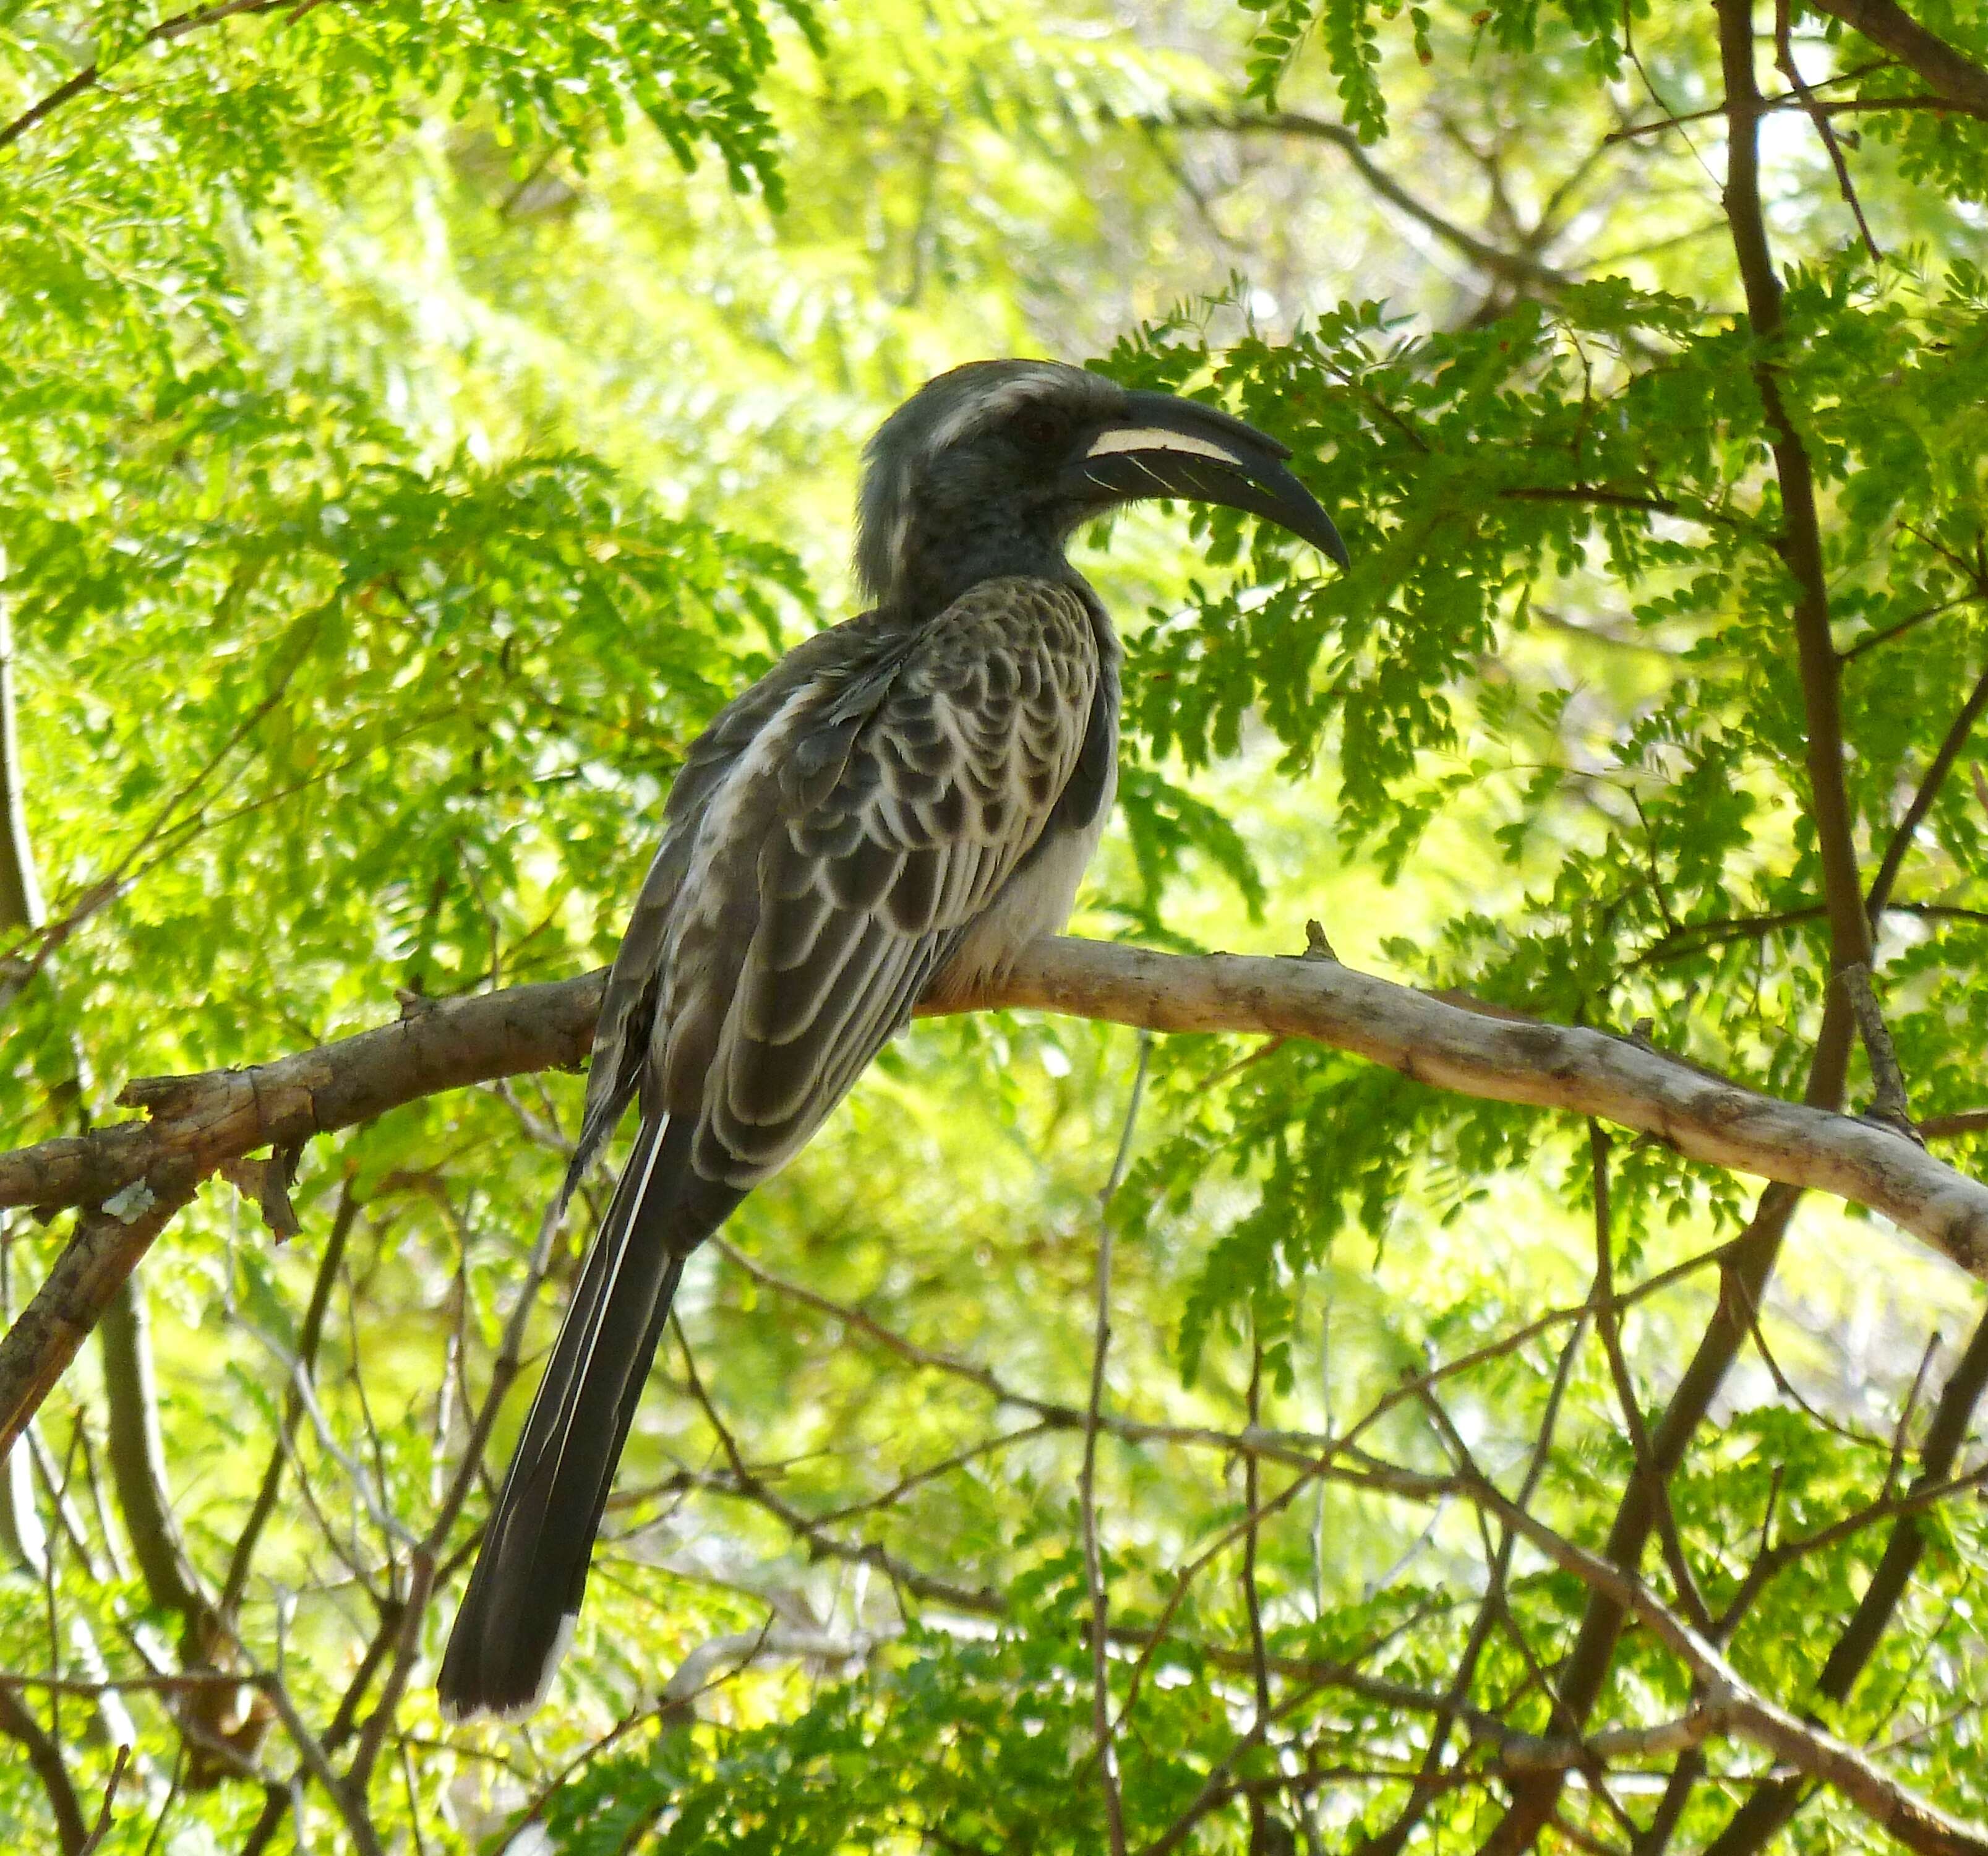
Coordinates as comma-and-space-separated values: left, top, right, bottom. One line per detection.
1804, 0, 1988, 118
1702, 1304, 1988, 1856
8, 947, 1988, 1255
0, 975, 598, 1458
2, 976, 603, 1218
4, 936, 1987, 1464
1485, 9, 1878, 1843
983, 942, 1977, 1252
1, 1190, 197, 1466
0, 1682, 87, 1854
99, 1277, 216, 1651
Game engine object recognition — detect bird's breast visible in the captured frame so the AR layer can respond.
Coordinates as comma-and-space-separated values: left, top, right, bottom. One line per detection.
928, 703, 1118, 1007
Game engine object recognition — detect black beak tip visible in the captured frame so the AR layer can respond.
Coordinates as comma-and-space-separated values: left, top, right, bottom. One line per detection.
1310, 513, 1352, 571
1253, 452, 1347, 570
1274, 481, 1348, 570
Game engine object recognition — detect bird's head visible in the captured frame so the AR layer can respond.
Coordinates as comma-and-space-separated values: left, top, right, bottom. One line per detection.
855, 358, 1347, 620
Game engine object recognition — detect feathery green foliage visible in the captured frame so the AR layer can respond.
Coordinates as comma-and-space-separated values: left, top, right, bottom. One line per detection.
5, 1, 1988, 1851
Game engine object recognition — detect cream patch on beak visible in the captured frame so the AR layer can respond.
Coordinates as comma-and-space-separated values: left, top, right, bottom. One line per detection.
1086, 427, 1243, 465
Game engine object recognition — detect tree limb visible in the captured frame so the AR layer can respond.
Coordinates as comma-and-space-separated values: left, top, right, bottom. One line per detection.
983, 941, 1981, 1258
0, 0, 294, 155
1459, 1470, 1988, 1856
1865, 659, 1988, 924
1803, 0, 1988, 118
1485, 12, 1885, 1843
1719, 11, 1875, 997
0, 1681, 87, 1854
3, 935, 1986, 1463
2, 975, 603, 1218
98, 1276, 217, 1651
1921, 1107, 1988, 1140
1506, 0, 1908, 1829
1701, 1304, 1988, 1855
1, 1189, 198, 1467
647, 1346, 1988, 1856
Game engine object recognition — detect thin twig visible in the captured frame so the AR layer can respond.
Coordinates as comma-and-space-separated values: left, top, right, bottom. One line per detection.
1159, 111, 1578, 293
344, 1550, 433, 1796
219, 1182, 362, 1619
1591, 1124, 1714, 1635
255, 1677, 383, 1856
1604, 59, 1898, 139
1082, 1030, 1150, 1856
1773, 0, 1882, 259
1840, 963, 1919, 1139
75, 1744, 132, 1856
1885, 1331, 1943, 1502
1864, 660, 1988, 922
1241, 1341, 1269, 1729
1839, 590, 1988, 664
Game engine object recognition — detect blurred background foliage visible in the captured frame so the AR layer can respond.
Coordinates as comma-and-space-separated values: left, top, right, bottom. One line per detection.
4, 0, 1988, 1850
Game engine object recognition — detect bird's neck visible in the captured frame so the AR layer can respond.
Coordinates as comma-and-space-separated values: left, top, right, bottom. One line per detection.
880, 510, 1079, 624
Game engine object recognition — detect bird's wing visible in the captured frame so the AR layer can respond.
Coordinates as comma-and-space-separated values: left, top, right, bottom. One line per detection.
662, 575, 1104, 1188
560, 616, 903, 1204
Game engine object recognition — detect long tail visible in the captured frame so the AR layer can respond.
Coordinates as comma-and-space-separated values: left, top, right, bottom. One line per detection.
437, 1115, 742, 1719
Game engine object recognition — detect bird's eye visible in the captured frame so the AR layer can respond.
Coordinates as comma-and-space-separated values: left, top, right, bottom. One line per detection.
1012, 410, 1065, 449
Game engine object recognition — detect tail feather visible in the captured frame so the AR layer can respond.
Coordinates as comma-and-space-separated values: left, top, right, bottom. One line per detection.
438, 1115, 742, 1719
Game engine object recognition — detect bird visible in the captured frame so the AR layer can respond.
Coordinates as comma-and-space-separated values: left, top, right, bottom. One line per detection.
437, 358, 1347, 1719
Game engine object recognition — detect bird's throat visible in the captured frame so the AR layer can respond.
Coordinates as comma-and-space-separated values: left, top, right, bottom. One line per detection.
880, 515, 1077, 624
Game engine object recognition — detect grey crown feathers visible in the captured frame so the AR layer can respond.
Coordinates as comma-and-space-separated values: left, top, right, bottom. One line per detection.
437, 358, 1347, 1720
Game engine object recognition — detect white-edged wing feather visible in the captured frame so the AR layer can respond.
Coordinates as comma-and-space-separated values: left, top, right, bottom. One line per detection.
665, 576, 1104, 1188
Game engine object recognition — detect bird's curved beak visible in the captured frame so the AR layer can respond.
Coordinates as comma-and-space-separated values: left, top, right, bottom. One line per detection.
1066, 389, 1349, 569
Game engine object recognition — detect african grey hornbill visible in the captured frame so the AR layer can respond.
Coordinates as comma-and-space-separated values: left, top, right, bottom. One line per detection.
437, 359, 1346, 1719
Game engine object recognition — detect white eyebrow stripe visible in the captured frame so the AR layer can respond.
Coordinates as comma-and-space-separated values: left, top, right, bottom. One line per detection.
1086, 427, 1243, 465
925, 367, 1076, 451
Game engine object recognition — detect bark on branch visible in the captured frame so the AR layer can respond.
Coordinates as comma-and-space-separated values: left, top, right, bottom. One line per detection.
4, 935, 1987, 1456
1463, 1470, 1988, 1856
0, 1682, 87, 1854
1483, 6, 1892, 1841
1804, 0, 1988, 118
